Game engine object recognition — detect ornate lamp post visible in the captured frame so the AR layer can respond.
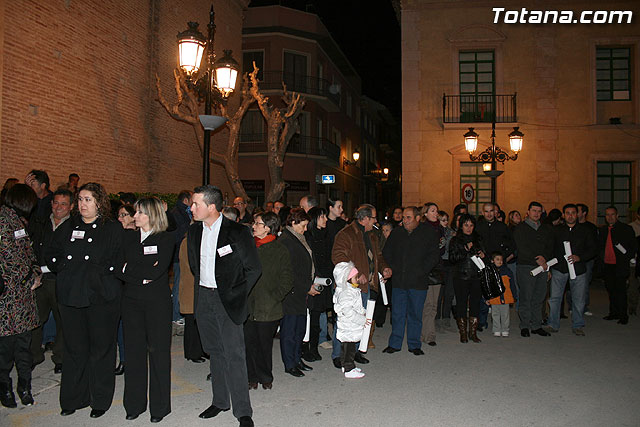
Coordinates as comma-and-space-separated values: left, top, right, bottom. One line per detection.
343, 149, 360, 167
177, 6, 240, 185
464, 122, 524, 203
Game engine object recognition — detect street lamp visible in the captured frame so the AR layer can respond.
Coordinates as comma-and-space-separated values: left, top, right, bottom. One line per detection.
343, 149, 360, 167
464, 122, 524, 203
177, 6, 240, 185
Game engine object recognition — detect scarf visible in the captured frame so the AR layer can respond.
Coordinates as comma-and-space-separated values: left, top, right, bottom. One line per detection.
255, 234, 276, 248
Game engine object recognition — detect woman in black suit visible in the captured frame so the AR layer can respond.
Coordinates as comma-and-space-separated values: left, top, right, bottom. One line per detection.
45, 182, 123, 418
278, 208, 314, 377
116, 197, 174, 423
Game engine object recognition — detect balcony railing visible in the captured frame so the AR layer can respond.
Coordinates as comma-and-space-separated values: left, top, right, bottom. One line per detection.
443, 93, 517, 123
258, 71, 341, 105
239, 134, 341, 163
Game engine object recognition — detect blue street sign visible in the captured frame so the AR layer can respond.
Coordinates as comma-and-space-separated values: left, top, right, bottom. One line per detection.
321, 174, 335, 184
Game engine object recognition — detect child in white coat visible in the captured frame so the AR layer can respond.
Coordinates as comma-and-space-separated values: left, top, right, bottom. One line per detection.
333, 261, 368, 379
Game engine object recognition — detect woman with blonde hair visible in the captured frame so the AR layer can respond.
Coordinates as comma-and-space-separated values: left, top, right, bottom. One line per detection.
116, 197, 174, 423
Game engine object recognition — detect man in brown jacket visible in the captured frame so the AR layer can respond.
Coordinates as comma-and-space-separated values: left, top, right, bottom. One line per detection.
331, 204, 392, 367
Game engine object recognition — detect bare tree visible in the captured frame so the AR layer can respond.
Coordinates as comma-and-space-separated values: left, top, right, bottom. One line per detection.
155, 67, 257, 200
249, 66, 306, 202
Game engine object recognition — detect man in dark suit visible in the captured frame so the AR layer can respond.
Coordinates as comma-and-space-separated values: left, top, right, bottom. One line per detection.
187, 185, 261, 427
598, 206, 638, 325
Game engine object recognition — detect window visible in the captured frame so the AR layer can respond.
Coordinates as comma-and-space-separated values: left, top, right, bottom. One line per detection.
332, 128, 341, 146
239, 110, 264, 142
242, 51, 263, 80
459, 51, 495, 122
596, 47, 631, 101
284, 52, 307, 92
460, 162, 492, 216
346, 93, 352, 117
597, 161, 632, 223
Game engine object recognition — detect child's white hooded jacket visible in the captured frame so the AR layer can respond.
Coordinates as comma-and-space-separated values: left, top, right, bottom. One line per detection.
333, 261, 366, 343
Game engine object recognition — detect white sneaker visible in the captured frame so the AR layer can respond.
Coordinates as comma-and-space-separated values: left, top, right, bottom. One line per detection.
319, 341, 333, 350
501, 331, 509, 337
173, 318, 185, 326
341, 367, 361, 373
584, 311, 593, 316
493, 332, 501, 337
344, 369, 365, 379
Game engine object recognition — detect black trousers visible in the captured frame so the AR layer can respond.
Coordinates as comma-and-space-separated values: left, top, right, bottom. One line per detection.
183, 314, 205, 360
340, 342, 357, 372
0, 331, 32, 384
244, 320, 279, 384
122, 292, 172, 418
436, 266, 455, 320
196, 288, 252, 419
279, 314, 305, 370
58, 299, 119, 411
31, 278, 64, 365
308, 310, 322, 352
453, 278, 482, 318
604, 264, 628, 319
373, 281, 391, 326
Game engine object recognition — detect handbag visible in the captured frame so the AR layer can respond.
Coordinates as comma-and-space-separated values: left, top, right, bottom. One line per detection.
427, 263, 444, 285
479, 263, 506, 300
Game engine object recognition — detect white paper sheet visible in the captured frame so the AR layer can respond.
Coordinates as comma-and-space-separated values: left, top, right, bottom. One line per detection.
563, 241, 576, 279
358, 300, 376, 353
530, 257, 558, 276
378, 273, 389, 305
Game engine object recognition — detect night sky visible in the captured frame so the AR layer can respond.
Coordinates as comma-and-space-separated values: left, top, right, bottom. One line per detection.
248, 0, 401, 120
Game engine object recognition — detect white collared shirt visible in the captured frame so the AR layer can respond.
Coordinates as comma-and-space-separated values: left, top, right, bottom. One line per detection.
140, 229, 152, 243
50, 213, 70, 231
200, 214, 223, 288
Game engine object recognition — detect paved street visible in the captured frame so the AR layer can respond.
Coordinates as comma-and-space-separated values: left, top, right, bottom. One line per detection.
2, 281, 639, 427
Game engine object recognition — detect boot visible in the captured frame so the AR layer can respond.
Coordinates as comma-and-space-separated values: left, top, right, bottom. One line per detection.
456, 317, 468, 343
368, 324, 375, 349
16, 378, 34, 406
469, 317, 482, 343
0, 379, 17, 408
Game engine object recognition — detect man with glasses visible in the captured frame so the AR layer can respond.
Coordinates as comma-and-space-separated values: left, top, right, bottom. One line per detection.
233, 197, 252, 224
331, 204, 392, 367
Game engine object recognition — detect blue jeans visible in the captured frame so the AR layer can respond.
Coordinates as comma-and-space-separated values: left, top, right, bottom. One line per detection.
172, 262, 182, 321
319, 312, 328, 344
388, 288, 427, 350
332, 289, 369, 359
549, 270, 587, 330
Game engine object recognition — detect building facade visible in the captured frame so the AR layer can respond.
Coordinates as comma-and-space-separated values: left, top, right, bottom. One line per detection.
401, 0, 640, 222
240, 5, 399, 215
0, 0, 248, 196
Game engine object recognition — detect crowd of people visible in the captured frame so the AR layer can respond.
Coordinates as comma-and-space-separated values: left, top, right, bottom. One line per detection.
0, 170, 639, 426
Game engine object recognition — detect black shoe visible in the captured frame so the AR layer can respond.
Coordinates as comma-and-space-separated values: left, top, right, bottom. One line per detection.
54, 363, 63, 374
126, 413, 140, 420
531, 328, 551, 337
376, 323, 384, 328
16, 379, 34, 406
188, 357, 206, 363
427, 341, 437, 347
285, 367, 304, 377
199, 404, 230, 419
382, 346, 400, 354
603, 315, 618, 320
408, 348, 425, 355
560, 314, 568, 319
60, 409, 75, 416
239, 416, 255, 427
297, 361, 313, 371
332, 358, 342, 369
0, 381, 17, 408
354, 353, 369, 364
302, 352, 320, 363
115, 362, 125, 375
477, 326, 484, 332
521, 328, 530, 337
618, 317, 629, 325
150, 415, 164, 423
206, 373, 211, 381
90, 409, 106, 418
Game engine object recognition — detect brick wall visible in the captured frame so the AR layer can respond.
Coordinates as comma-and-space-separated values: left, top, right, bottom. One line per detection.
1, 0, 247, 196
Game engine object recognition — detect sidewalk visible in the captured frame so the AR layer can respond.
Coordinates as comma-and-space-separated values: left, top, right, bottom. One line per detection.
2, 282, 639, 427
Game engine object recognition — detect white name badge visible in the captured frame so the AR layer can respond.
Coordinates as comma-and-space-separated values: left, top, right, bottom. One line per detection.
144, 246, 158, 255
72, 230, 86, 239
217, 244, 233, 257
615, 243, 627, 254
14, 229, 27, 239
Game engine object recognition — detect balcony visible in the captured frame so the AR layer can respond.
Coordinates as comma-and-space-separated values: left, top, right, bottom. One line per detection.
239, 134, 341, 165
258, 71, 341, 112
443, 93, 517, 123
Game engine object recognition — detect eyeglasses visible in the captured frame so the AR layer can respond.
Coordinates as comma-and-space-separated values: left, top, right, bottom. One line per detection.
119, 213, 130, 218
254, 222, 266, 226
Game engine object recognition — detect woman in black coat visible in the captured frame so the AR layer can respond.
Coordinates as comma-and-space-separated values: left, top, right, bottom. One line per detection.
303, 207, 333, 362
278, 208, 314, 377
448, 213, 485, 344
116, 197, 174, 423
45, 182, 123, 418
